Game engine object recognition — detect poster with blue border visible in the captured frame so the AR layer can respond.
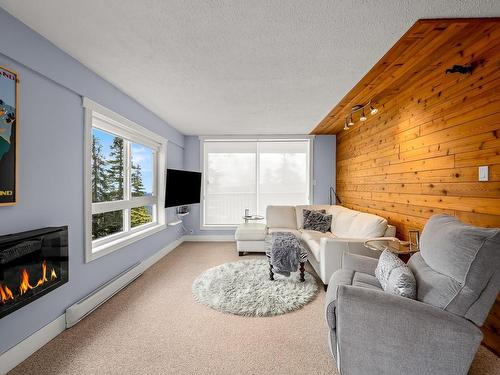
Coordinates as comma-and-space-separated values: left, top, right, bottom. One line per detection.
0, 66, 18, 206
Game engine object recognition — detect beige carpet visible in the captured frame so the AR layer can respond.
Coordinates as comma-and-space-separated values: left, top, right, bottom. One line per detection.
9, 242, 499, 375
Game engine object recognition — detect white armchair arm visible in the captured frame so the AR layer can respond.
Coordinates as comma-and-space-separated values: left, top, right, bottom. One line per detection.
318, 237, 380, 285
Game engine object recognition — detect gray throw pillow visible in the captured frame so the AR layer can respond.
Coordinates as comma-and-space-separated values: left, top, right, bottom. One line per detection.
303, 211, 332, 233
375, 250, 416, 299
302, 209, 326, 227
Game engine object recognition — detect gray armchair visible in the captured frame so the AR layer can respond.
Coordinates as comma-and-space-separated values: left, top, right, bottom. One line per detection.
325, 215, 500, 375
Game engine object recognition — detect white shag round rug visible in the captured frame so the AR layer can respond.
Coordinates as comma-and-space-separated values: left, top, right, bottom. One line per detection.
192, 259, 318, 317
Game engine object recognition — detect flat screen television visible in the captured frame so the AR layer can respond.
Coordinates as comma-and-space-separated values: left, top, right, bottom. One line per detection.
165, 169, 202, 208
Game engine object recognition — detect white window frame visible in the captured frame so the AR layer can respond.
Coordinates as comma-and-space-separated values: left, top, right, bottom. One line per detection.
83, 98, 167, 262
199, 135, 314, 230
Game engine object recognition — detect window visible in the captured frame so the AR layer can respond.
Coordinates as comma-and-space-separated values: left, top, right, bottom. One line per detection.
84, 98, 166, 262
202, 139, 312, 227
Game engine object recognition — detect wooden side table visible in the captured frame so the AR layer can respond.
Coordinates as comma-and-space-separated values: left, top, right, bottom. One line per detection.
364, 237, 419, 262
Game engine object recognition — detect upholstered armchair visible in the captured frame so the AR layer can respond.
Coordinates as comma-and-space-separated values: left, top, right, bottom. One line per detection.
325, 215, 500, 375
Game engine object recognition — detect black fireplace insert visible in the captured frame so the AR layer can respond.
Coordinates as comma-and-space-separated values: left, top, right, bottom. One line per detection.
0, 226, 69, 319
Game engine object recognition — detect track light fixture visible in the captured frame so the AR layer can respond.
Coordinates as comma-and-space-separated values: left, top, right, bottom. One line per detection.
342, 100, 378, 130
360, 109, 367, 122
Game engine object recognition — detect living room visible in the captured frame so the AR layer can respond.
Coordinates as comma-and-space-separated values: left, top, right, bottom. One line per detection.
0, 2, 498, 375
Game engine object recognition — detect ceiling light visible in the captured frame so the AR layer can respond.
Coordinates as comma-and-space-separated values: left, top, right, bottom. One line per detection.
342, 99, 379, 131
360, 109, 367, 122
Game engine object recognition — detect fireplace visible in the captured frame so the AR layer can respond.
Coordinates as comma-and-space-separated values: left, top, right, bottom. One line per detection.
0, 227, 68, 319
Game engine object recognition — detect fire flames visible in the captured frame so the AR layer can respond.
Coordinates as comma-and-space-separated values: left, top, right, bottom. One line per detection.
0, 284, 13, 302
1, 261, 58, 304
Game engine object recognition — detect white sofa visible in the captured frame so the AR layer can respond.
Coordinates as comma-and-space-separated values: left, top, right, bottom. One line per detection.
235, 205, 395, 285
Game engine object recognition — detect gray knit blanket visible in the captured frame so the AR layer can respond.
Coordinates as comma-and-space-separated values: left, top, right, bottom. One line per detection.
269, 232, 301, 277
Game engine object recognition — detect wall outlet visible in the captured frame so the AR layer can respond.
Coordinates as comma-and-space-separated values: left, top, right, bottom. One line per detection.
479, 166, 489, 181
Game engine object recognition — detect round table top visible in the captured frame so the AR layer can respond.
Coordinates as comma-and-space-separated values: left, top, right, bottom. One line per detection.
364, 237, 419, 255
243, 215, 265, 221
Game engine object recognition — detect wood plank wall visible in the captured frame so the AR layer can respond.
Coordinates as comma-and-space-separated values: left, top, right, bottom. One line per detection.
312, 19, 500, 355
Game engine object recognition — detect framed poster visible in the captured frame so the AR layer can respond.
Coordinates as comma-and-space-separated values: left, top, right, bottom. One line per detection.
0, 66, 18, 206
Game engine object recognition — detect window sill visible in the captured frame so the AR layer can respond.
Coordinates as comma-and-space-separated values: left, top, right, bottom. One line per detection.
86, 223, 167, 263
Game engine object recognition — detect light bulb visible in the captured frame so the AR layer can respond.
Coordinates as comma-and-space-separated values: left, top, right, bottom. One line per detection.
370, 105, 378, 115
348, 115, 354, 126
360, 110, 367, 121
344, 120, 349, 130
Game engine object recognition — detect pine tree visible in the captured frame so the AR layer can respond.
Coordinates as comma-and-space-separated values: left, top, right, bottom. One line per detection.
131, 163, 146, 197
99, 137, 125, 237
91, 135, 109, 202
91, 135, 111, 239
107, 137, 124, 200
130, 162, 152, 227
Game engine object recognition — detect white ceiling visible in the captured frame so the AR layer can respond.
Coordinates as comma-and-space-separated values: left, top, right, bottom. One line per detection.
1, 1, 499, 135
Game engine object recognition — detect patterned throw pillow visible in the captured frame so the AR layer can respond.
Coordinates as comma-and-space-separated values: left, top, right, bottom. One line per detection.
303, 211, 332, 233
375, 249, 416, 299
302, 209, 326, 227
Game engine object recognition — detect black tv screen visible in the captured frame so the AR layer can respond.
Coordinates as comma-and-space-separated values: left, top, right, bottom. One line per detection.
165, 169, 202, 208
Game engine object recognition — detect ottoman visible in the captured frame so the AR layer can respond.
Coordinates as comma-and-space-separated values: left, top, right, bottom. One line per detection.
234, 223, 267, 255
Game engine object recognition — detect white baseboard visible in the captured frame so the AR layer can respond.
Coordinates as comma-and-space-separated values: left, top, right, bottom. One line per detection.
0, 314, 66, 375
142, 238, 184, 269
0, 238, 185, 374
182, 235, 235, 242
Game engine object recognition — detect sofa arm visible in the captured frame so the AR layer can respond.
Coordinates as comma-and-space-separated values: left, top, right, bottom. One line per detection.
335, 286, 482, 375
318, 238, 380, 284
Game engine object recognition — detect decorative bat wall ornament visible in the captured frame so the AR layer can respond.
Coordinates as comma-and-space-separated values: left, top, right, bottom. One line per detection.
445, 64, 475, 74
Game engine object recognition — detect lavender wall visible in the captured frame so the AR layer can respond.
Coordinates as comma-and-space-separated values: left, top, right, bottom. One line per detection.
0, 8, 185, 354
182, 135, 336, 235
313, 135, 336, 204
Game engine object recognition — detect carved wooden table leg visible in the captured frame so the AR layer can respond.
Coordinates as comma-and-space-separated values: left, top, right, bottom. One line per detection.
299, 262, 305, 282
269, 264, 275, 281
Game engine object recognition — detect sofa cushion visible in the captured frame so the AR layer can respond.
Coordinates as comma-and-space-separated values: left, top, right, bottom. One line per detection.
295, 205, 332, 229
302, 230, 335, 262
235, 223, 267, 241
266, 206, 297, 229
408, 253, 460, 309
353, 272, 383, 291
386, 266, 417, 299
268, 227, 301, 239
376, 250, 416, 299
303, 211, 332, 233
408, 214, 500, 324
302, 208, 326, 226
350, 213, 388, 238
331, 209, 358, 237
332, 208, 387, 238
375, 249, 406, 290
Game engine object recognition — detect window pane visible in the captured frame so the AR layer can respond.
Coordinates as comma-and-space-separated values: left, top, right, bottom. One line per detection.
131, 205, 154, 228
91, 128, 124, 202
259, 141, 309, 214
202, 140, 310, 226
92, 210, 124, 240
204, 142, 257, 225
131, 143, 154, 197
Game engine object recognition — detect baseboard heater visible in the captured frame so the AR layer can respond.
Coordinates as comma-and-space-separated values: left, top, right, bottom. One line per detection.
65, 262, 144, 328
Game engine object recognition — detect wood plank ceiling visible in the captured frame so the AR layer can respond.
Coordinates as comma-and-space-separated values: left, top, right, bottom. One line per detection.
311, 18, 500, 354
